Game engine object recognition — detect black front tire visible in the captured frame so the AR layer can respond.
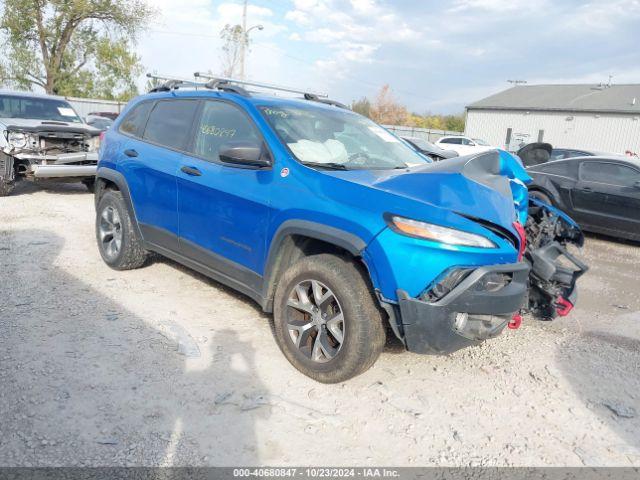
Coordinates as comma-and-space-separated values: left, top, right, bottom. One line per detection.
96, 190, 149, 270
273, 254, 386, 383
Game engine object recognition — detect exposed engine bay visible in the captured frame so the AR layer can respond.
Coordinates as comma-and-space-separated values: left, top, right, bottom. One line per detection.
524, 198, 588, 319
1, 124, 100, 184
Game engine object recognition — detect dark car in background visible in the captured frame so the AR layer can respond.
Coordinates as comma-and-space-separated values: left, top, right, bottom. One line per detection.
551, 148, 605, 160
402, 136, 459, 161
522, 144, 640, 241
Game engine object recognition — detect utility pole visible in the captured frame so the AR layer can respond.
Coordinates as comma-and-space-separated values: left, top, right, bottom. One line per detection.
239, 0, 248, 80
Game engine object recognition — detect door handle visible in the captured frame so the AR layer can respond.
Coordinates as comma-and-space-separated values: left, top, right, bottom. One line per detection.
124, 149, 138, 158
581, 186, 592, 192
180, 166, 202, 177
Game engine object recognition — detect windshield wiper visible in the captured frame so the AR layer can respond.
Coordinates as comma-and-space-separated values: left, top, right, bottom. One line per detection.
301, 161, 349, 170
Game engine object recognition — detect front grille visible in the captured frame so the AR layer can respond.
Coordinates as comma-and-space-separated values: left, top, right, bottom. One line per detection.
39, 135, 88, 154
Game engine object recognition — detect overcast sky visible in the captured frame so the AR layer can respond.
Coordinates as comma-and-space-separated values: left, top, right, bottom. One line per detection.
139, 0, 640, 113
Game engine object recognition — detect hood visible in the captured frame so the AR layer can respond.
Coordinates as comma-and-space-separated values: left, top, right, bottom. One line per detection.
0, 117, 100, 136
517, 142, 552, 167
423, 145, 458, 159
326, 150, 532, 233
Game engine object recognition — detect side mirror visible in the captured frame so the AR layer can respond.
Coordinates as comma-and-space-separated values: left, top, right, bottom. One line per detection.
634, 180, 640, 189
219, 142, 271, 168
468, 141, 476, 146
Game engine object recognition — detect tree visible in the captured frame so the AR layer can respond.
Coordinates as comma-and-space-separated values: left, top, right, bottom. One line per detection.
0, 0, 155, 100
369, 84, 408, 125
349, 86, 465, 132
220, 24, 246, 78
351, 97, 372, 118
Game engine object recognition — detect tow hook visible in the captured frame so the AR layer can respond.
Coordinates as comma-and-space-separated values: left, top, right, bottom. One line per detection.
555, 296, 574, 317
508, 312, 523, 329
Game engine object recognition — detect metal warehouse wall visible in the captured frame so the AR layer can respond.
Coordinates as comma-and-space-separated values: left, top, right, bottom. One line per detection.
465, 109, 640, 154
66, 97, 127, 119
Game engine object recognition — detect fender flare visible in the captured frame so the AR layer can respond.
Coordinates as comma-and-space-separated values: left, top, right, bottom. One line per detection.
260, 219, 369, 310
528, 182, 557, 204
95, 167, 143, 238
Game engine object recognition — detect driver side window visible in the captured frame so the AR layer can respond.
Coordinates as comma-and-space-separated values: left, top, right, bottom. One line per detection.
192, 101, 260, 163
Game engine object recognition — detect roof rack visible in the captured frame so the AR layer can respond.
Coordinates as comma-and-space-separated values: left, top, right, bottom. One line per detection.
146, 74, 204, 93
146, 73, 250, 97
146, 73, 348, 109
194, 72, 328, 99
194, 73, 348, 109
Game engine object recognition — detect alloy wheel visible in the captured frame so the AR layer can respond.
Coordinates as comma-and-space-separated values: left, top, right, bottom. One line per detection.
285, 279, 345, 363
99, 206, 123, 260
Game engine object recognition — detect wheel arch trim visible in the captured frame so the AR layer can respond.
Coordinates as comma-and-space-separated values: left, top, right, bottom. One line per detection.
260, 220, 369, 311
95, 167, 143, 239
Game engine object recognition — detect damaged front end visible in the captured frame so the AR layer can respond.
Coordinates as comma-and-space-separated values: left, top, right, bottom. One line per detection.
524, 198, 588, 319
2, 124, 100, 181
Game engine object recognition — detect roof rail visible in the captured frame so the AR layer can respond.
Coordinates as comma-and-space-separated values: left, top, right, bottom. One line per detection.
146, 74, 205, 93
147, 72, 348, 109
194, 73, 328, 98
145, 73, 249, 96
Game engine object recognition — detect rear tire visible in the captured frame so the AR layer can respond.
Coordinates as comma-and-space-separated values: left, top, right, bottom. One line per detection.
273, 254, 386, 383
96, 190, 148, 270
529, 190, 553, 205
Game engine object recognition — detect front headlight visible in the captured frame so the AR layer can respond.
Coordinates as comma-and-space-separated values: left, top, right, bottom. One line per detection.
387, 215, 497, 248
7, 131, 27, 149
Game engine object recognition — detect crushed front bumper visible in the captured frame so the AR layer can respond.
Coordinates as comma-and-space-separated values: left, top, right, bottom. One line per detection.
397, 262, 530, 354
17, 152, 98, 179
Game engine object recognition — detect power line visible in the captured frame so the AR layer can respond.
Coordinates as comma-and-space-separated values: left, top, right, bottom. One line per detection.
146, 28, 436, 102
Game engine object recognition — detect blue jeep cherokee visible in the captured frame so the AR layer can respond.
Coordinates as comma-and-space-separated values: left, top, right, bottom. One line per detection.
94, 77, 585, 382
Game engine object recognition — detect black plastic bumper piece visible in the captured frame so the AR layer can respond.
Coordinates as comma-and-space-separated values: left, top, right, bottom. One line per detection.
398, 262, 530, 355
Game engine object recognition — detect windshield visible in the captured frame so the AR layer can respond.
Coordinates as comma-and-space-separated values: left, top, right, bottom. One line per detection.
87, 117, 113, 130
0, 95, 82, 123
259, 105, 429, 170
473, 138, 490, 146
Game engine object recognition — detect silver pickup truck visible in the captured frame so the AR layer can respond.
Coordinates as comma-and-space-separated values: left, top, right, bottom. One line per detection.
0, 90, 101, 196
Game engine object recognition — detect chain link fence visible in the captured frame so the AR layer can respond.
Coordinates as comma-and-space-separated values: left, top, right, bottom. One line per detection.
383, 125, 463, 143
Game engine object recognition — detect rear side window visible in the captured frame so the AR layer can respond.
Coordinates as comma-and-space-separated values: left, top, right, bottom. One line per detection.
580, 162, 640, 187
569, 150, 589, 158
119, 101, 153, 138
143, 100, 199, 150
440, 138, 461, 145
536, 161, 571, 176
191, 101, 261, 162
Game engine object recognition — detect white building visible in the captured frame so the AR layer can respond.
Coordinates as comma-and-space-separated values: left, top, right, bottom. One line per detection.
465, 84, 640, 155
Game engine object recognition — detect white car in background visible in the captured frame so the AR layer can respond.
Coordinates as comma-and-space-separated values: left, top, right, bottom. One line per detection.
434, 135, 494, 156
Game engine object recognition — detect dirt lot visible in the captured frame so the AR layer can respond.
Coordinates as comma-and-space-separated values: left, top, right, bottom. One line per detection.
1, 181, 640, 467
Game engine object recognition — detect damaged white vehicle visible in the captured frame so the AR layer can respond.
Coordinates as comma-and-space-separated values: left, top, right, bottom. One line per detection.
0, 90, 100, 196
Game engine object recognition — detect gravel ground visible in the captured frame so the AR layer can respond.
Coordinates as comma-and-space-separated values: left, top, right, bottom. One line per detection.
1, 181, 639, 467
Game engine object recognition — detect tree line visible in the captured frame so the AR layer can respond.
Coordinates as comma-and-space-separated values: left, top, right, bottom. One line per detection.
352, 84, 465, 132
